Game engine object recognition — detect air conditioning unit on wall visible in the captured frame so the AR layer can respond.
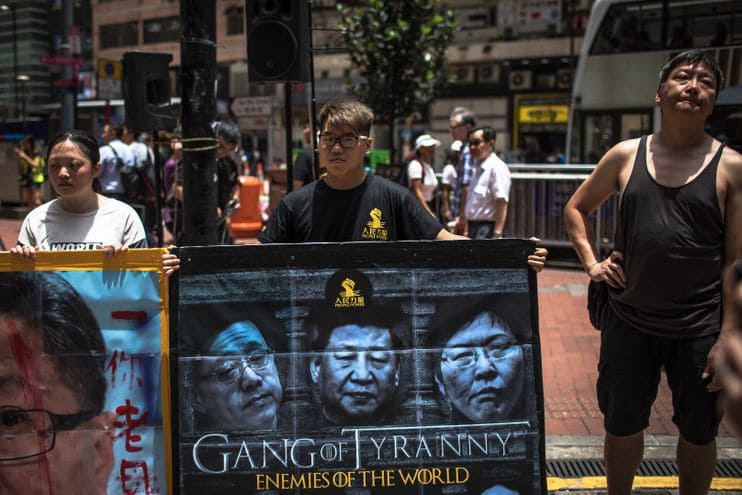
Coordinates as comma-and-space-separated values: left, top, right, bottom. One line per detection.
453, 66, 475, 84
557, 68, 572, 89
478, 64, 501, 84
508, 70, 532, 90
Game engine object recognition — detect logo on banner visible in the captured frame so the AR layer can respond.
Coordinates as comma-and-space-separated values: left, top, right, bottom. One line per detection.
324, 269, 373, 310
336, 277, 365, 308
362, 208, 388, 240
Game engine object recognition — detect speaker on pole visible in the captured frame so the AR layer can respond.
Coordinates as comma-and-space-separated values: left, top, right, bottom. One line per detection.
122, 51, 177, 131
246, 0, 310, 83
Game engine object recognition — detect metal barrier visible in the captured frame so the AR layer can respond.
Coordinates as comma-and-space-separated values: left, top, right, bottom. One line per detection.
504, 164, 618, 258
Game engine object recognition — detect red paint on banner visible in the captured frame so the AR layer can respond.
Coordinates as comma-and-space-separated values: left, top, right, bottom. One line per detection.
7, 320, 53, 494
106, 350, 143, 390
120, 459, 153, 494
114, 399, 148, 453
111, 310, 148, 321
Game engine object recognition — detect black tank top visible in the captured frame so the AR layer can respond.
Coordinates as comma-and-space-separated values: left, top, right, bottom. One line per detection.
610, 135, 725, 338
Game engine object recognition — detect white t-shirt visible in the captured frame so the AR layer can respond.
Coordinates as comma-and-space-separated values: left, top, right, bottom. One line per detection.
17, 197, 147, 250
407, 159, 439, 202
441, 164, 457, 187
98, 139, 138, 195
464, 152, 511, 222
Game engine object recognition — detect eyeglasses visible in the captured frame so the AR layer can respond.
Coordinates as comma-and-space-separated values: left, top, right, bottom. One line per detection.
318, 134, 369, 149
441, 340, 519, 369
205, 353, 274, 383
0, 406, 98, 461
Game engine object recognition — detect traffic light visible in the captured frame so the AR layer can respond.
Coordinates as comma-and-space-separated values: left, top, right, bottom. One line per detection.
122, 51, 177, 131
246, 0, 310, 83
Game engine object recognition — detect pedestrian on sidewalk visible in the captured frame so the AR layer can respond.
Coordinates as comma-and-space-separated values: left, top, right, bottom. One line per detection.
564, 49, 742, 495
448, 107, 477, 236
464, 126, 511, 239
406, 133, 441, 219
98, 123, 138, 202
16, 135, 46, 212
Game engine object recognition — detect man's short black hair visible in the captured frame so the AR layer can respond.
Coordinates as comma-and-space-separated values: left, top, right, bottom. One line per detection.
0, 272, 106, 413
467, 126, 497, 143
214, 120, 241, 146
205, 305, 288, 355
107, 123, 124, 139
450, 107, 476, 128
658, 49, 724, 91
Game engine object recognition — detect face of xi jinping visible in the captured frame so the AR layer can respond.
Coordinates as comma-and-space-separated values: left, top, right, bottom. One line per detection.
311, 325, 399, 425
436, 312, 525, 423
194, 322, 282, 430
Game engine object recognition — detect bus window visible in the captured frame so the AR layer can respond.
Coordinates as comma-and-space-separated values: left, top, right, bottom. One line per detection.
584, 114, 615, 163
583, 111, 651, 163
568, 0, 741, 162
621, 114, 651, 140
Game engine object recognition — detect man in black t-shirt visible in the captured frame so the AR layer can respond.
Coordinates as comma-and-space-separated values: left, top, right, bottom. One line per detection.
259, 99, 449, 243
258, 99, 547, 271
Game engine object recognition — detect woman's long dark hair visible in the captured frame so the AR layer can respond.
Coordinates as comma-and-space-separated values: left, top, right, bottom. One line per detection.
47, 129, 102, 193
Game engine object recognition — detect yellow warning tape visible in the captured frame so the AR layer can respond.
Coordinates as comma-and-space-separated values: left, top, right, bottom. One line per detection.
547, 476, 742, 491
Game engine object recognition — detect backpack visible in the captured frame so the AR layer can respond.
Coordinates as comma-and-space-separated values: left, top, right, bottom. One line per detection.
393, 161, 409, 187
107, 145, 154, 202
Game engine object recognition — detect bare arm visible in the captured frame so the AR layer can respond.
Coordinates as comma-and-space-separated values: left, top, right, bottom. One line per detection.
706, 148, 742, 390
435, 229, 467, 240
410, 178, 435, 218
440, 185, 451, 222
455, 186, 468, 234
17, 150, 42, 169
564, 140, 635, 288
493, 198, 508, 237
720, 149, 742, 337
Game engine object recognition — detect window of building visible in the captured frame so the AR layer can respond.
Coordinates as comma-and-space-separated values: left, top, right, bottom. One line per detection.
225, 6, 244, 35
99, 21, 138, 49
143, 16, 180, 44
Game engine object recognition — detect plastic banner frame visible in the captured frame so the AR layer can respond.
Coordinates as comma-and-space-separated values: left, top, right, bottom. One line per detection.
0, 248, 172, 495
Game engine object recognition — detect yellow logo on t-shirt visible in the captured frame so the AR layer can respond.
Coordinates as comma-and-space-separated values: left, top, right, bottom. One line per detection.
362, 208, 388, 240
335, 278, 365, 308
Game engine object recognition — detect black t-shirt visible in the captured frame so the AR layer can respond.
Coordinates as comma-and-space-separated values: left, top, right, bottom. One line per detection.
257, 174, 443, 243
216, 155, 240, 209
293, 148, 314, 186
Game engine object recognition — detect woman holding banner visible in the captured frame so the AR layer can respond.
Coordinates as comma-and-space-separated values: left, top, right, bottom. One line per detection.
11, 129, 148, 258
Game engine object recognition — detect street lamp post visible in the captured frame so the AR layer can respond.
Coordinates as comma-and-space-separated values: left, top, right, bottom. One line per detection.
0, 4, 18, 119
17, 74, 29, 132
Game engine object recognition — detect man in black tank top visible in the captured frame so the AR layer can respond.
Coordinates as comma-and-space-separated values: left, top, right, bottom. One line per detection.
565, 49, 742, 495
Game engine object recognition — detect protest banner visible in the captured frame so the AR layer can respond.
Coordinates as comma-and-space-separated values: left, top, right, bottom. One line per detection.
173, 240, 546, 494
0, 249, 170, 495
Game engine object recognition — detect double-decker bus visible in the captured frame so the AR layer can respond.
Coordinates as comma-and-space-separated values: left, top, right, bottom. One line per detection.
567, 0, 742, 163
